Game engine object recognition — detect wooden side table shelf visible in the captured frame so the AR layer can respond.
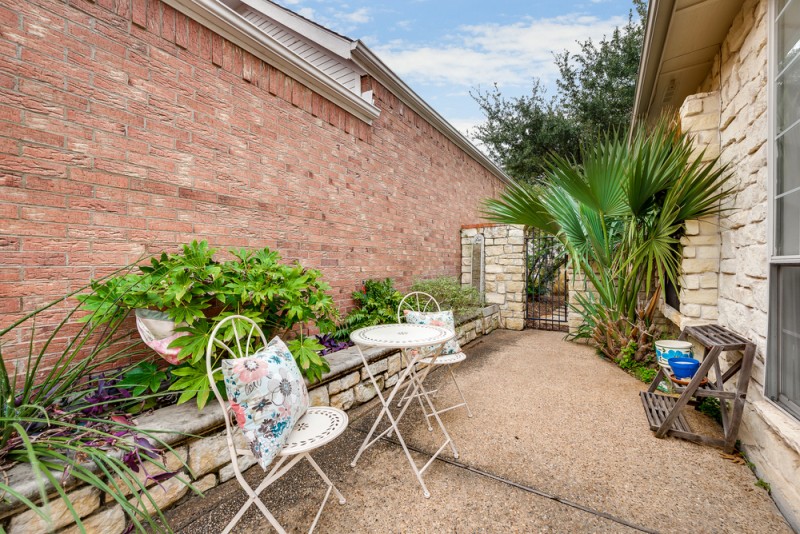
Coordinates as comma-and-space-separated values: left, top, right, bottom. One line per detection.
640, 324, 755, 452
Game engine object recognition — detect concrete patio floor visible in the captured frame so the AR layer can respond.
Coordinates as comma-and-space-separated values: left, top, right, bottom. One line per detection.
164, 329, 793, 533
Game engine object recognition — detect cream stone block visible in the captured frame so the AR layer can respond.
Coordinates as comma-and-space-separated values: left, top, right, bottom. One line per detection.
387, 354, 402, 376
128, 474, 188, 515
681, 275, 701, 290
355, 377, 383, 404
680, 303, 702, 318
309, 386, 329, 407
684, 234, 722, 246
683, 259, 720, 273
193, 473, 217, 493
189, 433, 233, 477
58, 505, 125, 534
485, 245, 505, 256
385, 374, 399, 388
9, 487, 100, 534
680, 288, 719, 306
695, 246, 721, 259
361, 358, 388, 380
485, 292, 504, 304
700, 306, 720, 320
682, 98, 704, 116
685, 220, 700, 235
699, 272, 719, 289
218, 454, 258, 483
485, 264, 504, 274
686, 112, 720, 132
330, 388, 355, 411
503, 317, 524, 331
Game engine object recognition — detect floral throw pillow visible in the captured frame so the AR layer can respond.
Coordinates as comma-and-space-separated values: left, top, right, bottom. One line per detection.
404, 310, 461, 356
221, 336, 309, 470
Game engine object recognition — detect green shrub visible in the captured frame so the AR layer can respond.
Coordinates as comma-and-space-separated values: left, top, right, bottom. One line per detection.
334, 278, 402, 340
410, 276, 482, 316
617, 341, 657, 383
77, 241, 337, 408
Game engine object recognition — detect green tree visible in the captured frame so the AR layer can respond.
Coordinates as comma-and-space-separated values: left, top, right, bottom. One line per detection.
555, 0, 648, 142
470, 81, 580, 182
472, 0, 647, 183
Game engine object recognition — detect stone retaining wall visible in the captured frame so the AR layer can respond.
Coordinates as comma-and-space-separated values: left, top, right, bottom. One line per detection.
461, 224, 526, 330
0, 306, 500, 533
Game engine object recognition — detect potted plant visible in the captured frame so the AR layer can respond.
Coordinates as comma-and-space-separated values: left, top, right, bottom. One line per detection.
77, 241, 338, 408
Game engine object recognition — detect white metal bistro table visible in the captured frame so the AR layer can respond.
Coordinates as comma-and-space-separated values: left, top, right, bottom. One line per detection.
349, 323, 459, 498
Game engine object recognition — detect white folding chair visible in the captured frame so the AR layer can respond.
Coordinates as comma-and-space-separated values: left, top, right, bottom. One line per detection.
396, 292, 473, 430
206, 315, 348, 534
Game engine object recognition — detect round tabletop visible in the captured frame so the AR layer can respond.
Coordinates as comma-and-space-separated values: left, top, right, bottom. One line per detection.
350, 323, 454, 348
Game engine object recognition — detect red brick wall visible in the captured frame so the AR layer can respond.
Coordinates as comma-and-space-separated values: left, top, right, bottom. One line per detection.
0, 0, 506, 348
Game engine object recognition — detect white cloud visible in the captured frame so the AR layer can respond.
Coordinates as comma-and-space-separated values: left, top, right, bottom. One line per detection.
337, 7, 370, 24
373, 14, 626, 90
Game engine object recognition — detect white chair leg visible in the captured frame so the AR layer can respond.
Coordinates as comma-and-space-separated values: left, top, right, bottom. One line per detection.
448, 365, 473, 418
222, 455, 289, 534
413, 377, 433, 432
304, 453, 346, 505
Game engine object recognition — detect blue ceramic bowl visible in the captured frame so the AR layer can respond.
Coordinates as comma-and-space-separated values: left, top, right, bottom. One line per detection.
668, 357, 700, 379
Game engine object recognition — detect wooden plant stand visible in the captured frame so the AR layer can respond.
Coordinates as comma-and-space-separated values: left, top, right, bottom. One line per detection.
640, 324, 755, 452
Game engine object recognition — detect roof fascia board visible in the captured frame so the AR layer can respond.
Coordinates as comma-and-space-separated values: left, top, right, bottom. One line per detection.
631, 0, 674, 131
163, 0, 380, 124
234, 0, 354, 58
350, 41, 514, 186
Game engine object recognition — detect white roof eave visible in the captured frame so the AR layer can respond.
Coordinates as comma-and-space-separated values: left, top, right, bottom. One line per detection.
163, 0, 380, 124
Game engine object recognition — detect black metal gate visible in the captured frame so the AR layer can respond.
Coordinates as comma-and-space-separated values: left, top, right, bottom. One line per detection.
525, 228, 569, 330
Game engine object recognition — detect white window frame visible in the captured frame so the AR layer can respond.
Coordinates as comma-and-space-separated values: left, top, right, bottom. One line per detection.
766, 0, 800, 419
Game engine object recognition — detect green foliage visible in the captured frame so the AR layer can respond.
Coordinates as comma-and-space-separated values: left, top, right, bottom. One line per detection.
287, 334, 328, 382
526, 235, 567, 298
0, 283, 195, 533
616, 341, 657, 383
334, 278, 402, 341
118, 361, 169, 397
77, 241, 338, 408
471, 81, 581, 182
697, 397, 723, 426
755, 479, 771, 493
484, 119, 734, 364
554, 1, 648, 143
472, 0, 647, 182
410, 276, 482, 316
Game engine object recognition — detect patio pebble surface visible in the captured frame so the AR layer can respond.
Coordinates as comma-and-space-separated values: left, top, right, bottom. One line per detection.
163, 330, 792, 533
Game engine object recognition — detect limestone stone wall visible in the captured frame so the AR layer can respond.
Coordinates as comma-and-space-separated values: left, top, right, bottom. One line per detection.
675, 0, 800, 528
665, 91, 723, 329
0, 307, 500, 533
461, 225, 526, 330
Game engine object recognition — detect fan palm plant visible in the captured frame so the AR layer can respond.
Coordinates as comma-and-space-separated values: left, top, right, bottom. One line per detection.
484, 119, 733, 361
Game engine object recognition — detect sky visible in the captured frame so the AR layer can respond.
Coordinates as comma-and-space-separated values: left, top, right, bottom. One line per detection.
270, 0, 642, 141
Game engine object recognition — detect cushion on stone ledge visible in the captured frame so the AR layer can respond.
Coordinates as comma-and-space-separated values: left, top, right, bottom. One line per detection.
221, 336, 309, 470
403, 309, 461, 356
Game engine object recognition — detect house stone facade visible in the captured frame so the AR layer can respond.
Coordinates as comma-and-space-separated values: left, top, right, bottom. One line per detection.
635, 0, 799, 527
